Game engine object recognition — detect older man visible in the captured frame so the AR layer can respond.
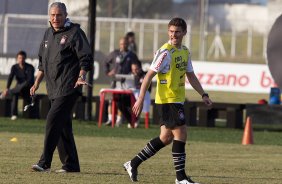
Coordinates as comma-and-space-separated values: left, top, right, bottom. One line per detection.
30, 2, 93, 172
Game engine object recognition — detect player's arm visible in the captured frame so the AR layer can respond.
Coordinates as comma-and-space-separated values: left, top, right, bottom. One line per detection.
186, 71, 212, 106
133, 48, 170, 116
186, 71, 205, 95
137, 70, 156, 102
132, 69, 156, 117
185, 52, 212, 106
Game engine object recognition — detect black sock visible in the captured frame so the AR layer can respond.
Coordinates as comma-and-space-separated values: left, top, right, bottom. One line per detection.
172, 140, 187, 181
131, 137, 165, 168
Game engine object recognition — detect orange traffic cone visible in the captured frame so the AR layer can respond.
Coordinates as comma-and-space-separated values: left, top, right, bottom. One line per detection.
242, 116, 254, 145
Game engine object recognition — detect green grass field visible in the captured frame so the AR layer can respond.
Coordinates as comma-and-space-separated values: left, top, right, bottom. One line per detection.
0, 118, 281, 184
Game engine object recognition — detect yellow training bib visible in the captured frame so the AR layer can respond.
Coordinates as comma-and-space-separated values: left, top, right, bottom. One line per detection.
155, 43, 190, 104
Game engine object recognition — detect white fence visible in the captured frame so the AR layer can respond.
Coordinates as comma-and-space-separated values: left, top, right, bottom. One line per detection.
0, 13, 269, 63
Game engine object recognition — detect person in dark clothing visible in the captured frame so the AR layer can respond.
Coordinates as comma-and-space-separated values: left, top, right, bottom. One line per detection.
0, 50, 34, 120
104, 37, 140, 79
30, 2, 93, 173
126, 31, 137, 53
104, 37, 140, 126
131, 62, 146, 90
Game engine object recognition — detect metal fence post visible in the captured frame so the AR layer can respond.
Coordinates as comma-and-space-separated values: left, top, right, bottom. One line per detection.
231, 27, 236, 58
247, 26, 253, 58
95, 21, 100, 51
109, 21, 115, 52
138, 23, 144, 59
153, 23, 158, 53
3, 14, 8, 54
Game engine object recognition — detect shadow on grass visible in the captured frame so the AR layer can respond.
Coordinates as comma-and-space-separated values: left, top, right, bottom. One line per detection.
201, 175, 282, 181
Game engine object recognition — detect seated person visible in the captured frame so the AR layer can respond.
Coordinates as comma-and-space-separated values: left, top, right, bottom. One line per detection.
104, 75, 135, 127
126, 31, 137, 53
104, 37, 140, 126
105, 62, 151, 128
0, 51, 35, 120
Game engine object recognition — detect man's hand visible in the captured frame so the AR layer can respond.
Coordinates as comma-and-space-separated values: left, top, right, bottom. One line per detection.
74, 77, 87, 88
107, 69, 116, 77
74, 77, 92, 88
132, 98, 144, 117
30, 83, 39, 96
2, 89, 9, 97
202, 96, 213, 108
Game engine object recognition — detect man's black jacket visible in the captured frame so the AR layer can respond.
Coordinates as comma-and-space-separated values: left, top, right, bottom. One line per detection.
38, 23, 93, 99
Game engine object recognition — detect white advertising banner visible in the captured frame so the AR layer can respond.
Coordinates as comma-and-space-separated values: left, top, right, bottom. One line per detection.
0, 56, 276, 93
186, 61, 276, 94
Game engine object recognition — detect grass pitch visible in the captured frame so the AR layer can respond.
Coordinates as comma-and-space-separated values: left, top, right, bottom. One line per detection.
0, 118, 282, 184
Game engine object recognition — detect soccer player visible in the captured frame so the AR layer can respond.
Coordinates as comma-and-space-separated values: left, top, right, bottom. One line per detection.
123, 17, 212, 184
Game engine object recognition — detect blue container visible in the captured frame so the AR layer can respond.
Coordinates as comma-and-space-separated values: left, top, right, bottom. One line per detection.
269, 87, 281, 105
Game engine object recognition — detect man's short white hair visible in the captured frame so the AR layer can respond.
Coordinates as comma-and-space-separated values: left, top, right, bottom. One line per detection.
49, 2, 68, 15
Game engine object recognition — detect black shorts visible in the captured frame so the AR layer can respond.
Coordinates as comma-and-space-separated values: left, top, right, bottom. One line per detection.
156, 103, 186, 128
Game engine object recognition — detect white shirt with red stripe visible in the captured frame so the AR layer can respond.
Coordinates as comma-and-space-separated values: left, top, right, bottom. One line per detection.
150, 42, 194, 74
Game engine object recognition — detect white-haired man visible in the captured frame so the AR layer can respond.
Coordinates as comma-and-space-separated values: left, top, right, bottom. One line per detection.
30, 2, 93, 173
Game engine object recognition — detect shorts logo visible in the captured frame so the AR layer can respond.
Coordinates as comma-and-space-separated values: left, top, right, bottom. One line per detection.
160, 80, 167, 84
178, 110, 185, 120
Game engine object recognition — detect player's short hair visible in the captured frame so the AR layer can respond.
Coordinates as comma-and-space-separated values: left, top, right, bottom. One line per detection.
168, 17, 187, 32
49, 2, 68, 15
16, 50, 27, 59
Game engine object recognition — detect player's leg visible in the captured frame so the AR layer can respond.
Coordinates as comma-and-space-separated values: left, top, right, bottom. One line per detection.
172, 125, 188, 182
105, 101, 112, 125
123, 126, 172, 182
32, 98, 64, 171
124, 103, 176, 181
172, 126, 199, 184
57, 93, 80, 172
117, 94, 131, 126
57, 118, 80, 172
32, 94, 76, 171
11, 93, 19, 119
131, 125, 173, 167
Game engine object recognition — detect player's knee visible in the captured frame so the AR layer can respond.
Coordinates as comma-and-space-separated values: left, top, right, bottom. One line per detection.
160, 134, 173, 145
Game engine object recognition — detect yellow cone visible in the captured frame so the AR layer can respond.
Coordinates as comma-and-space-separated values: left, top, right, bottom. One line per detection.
10, 137, 18, 142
